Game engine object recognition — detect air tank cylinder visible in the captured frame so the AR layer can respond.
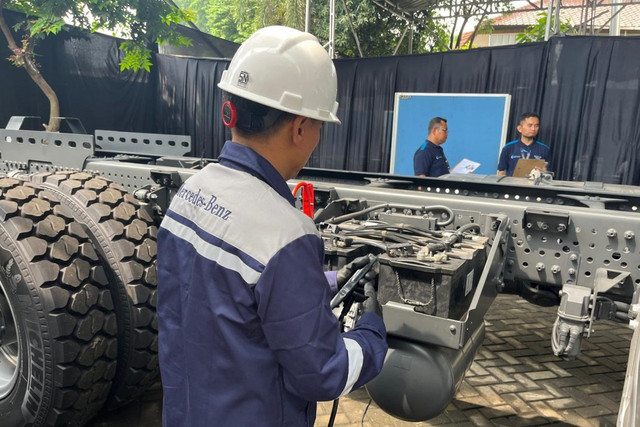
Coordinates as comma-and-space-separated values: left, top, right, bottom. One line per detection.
366, 321, 485, 421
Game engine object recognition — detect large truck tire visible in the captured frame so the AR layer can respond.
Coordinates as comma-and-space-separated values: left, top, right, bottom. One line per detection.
30, 171, 158, 408
0, 177, 118, 426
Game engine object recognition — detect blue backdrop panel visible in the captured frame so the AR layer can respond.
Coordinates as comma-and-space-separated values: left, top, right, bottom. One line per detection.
390, 93, 511, 176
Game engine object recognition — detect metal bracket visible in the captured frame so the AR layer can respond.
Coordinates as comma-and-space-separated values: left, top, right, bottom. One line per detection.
0, 129, 93, 171
95, 130, 191, 157
593, 268, 631, 294
150, 169, 184, 189
523, 208, 570, 233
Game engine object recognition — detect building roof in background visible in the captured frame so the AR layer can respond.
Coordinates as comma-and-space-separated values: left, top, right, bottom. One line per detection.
491, 0, 640, 30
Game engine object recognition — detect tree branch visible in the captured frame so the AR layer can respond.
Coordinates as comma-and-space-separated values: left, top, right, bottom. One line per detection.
0, 0, 20, 52
0, 4, 60, 131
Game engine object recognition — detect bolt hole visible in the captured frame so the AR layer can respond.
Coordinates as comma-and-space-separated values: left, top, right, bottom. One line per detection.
612, 252, 621, 260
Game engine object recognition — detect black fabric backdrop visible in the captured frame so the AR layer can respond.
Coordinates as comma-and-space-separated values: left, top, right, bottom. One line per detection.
0, 9, 154, 132
2, 24, 640, 184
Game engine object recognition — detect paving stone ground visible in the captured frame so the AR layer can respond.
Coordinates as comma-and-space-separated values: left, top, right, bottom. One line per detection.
88, 293, 633, 427
315, 294, 633, 427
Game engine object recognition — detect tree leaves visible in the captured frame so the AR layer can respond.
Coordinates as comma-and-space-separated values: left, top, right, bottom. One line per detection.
3, 0, 193, 70
515, 12, 574, 44
174, 0, 448, 57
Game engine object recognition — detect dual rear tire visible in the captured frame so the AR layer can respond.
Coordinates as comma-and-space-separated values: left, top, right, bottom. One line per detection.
0, 172, 159, 426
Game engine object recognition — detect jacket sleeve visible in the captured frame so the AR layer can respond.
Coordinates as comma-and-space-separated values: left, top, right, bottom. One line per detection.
497, 147, 508, 172
544, 148, 553, 172
254, 234, 387, 402
414, 148, 431, 176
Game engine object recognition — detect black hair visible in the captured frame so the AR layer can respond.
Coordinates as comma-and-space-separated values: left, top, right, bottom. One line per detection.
518, 112, 540, 125
428, 117, 447, 132
223, 92, 295, 137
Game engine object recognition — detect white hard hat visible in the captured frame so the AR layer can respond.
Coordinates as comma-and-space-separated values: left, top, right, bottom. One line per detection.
218, 26, 340, 124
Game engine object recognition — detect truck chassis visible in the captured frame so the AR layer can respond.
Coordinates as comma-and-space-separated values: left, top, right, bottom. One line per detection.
0, 120, 637, 425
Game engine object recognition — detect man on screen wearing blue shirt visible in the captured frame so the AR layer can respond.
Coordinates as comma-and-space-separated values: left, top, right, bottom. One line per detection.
497, 112, 552, 176
413, 117, 450, 177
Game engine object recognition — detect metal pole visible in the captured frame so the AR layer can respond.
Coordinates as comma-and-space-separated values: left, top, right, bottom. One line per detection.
544, 0, 554, 40
305, 0, 311, 32
408, 19, 414, 54
554, 0, 562, 33
329, 0, 335, 58
610, 2, 621, 35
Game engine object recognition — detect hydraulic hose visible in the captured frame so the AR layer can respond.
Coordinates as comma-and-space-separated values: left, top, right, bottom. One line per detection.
328, 203, 454, 227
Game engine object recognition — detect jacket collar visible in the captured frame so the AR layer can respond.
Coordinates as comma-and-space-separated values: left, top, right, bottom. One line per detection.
218, 141, 296, 206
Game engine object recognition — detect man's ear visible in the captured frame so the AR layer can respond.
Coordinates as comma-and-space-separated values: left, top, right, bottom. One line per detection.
291, 116, 308, 143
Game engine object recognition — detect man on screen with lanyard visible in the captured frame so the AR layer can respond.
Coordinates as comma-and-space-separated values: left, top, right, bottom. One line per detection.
497, 112, 552, 176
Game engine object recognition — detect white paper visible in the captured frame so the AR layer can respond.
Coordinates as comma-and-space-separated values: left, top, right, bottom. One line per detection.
451, 158, 481, 174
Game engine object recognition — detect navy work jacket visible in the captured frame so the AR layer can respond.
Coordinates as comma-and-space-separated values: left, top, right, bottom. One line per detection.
413, 140, 450, 177
157, 141, 388, 427
497, 139, 552, 176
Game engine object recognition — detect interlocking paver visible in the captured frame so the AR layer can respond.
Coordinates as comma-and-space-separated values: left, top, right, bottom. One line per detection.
575, 404, 614, 418
491, 382, 526, 394
497, 351, 521, 365
546, 397, 584, 410
543, 362, 572, 378
530, 400, 566, 421
525, 371, 558, 381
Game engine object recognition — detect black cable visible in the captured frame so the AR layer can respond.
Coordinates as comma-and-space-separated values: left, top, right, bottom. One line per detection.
328, 203, 454, 227
327, 398, 340, 427
361, 398, 372, 426
329, 290, 358, 427
347, 222, 443, 238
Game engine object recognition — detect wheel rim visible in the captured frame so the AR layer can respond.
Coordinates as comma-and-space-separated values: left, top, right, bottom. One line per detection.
0, 284, 20, 399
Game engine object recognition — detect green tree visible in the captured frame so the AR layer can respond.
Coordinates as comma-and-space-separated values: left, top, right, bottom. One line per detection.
174, 0, 304, 43
175, 0, 448, 56
312, 1, 447, 57
0, 0, 193, 131
516, 12, 574, 43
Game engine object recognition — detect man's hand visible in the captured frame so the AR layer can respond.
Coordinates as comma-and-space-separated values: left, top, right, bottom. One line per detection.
362, 282, 382, 317
336, 255, 378, 302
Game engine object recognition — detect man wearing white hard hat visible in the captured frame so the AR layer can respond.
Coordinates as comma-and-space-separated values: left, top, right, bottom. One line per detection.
157, 26, 388, 426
